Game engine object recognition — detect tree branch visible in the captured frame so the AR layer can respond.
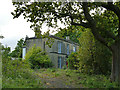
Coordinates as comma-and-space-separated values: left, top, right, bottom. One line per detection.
82, 2, 112, 50
101, 2, 120, 37
82, 2, 96, 27
71, 22, 90, 28
101, 3, 120, 19
98, 27, 116, 40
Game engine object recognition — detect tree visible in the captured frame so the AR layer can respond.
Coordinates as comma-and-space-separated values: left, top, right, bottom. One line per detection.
2, 45, 11, 58
10, 38, 24, 58
12, 1, 120, 83
55, 26, 81, 43
78, 29, 111, 75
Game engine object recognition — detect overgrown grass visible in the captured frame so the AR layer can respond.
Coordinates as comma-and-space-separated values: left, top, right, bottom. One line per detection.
2, 58, 43, 88
3, 69, 43, 88
33, 68, 120, 88
2, 58, 120, 88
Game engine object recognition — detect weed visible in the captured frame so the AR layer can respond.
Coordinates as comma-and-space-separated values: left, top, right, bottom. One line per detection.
66, 72, 71, 77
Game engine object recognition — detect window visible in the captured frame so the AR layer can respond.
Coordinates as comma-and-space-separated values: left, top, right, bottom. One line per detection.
22, 47, 26, 59
58, 57, 62, 68
73, 46, 76, 52
58, 42, 62, 53
67, 44, 69, 55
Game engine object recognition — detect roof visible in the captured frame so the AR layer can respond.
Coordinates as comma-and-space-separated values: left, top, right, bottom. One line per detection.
25, 35, 79, 46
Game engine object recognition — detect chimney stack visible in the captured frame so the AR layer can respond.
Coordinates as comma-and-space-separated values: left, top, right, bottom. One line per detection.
66, 36, 70, 40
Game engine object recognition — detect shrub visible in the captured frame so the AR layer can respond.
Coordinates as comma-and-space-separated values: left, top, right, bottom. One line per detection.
24, 45, 53, 69
67, 52, 79, 70
78, 29, 112, 75
2, 60, 43, 88
67, 29, 112, 75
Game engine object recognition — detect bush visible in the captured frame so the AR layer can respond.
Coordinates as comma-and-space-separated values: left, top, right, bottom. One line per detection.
67, 29, 112, 75
24, 45, 53, 69
2, 60, 43, 88
78, 30, 112, 75
67, 52, 79, 70
2, 45, 43, 88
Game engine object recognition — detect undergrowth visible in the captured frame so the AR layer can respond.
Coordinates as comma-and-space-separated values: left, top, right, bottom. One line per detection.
32, 68, 120, 88
2, 57, 120, 88
2, 58, 43, 88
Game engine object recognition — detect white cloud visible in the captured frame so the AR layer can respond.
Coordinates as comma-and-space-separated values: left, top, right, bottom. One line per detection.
0, 1, 34, 51
0, 16, 35, 51
0, 1, 64, 51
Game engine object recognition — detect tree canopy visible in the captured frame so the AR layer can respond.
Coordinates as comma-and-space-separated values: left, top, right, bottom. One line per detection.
10, 38, 24, 58
11, 2, 120, 49
55, 26, 81, 43
12, 1, 120, 83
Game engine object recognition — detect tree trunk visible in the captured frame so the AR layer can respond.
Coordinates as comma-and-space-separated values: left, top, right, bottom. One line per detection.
111, 41, 120, 85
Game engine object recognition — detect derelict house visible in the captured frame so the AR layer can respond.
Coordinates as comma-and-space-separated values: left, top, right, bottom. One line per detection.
22, 35, 79, 69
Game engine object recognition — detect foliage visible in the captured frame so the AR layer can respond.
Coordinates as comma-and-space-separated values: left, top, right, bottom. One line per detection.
67, 29, 112, 75
12, 2, 120, 82
2, 45, 11, 58
55, 26, 81, 43
67, 52, 79, 70
31, 68, 119, 88
2, 57, 43, 88
78, 29, 112, 75
11, 2, 120, 45
2, 55, 119, 88
10, 38, 24, 58
76, 73, 119, 88
24, 45, 53, 69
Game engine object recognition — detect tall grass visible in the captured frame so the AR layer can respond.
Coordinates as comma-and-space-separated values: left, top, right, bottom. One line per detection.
2, 58, 43, 88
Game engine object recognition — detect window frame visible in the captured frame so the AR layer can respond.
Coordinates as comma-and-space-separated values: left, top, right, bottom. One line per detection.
73, 46, 76, 52
67, 44, 69, 55
58, 41, 62, 53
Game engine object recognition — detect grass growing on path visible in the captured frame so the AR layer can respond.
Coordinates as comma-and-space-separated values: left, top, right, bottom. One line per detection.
3, 65, 119, 88
33, 68, 119, 88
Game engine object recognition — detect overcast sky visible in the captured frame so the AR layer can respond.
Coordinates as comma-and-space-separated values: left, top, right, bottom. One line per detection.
0, 1, 56, 51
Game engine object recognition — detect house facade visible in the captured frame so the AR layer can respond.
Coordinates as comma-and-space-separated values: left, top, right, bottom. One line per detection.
22, 35, 79, 68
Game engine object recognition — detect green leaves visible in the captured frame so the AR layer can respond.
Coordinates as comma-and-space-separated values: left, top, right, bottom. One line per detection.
55, 26, 81, 43
10, 38, 24, 58
79, 29, 112, 75
24, 45, 52, 69
12, 2, 120, 49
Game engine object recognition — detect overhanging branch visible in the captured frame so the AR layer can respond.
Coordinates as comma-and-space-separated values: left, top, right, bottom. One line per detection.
101, 2, 120, 19
98, 27, 116, 40
71, 22, 90, 28
82, 2, 112, 50
101, 2, 120, 37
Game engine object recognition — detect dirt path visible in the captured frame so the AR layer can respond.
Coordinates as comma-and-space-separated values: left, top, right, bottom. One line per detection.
40, 76, 74, 88
34, 69, 83, 88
